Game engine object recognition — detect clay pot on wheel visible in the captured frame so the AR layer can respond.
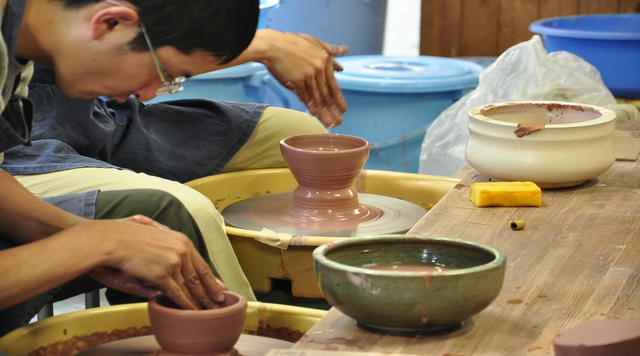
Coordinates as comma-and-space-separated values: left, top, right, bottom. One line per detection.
148, 291, 247, 355
280, 133, 370, 223
220, 133, 427, 237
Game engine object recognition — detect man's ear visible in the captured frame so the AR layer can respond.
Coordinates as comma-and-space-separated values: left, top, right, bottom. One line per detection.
90, 6, 139, 40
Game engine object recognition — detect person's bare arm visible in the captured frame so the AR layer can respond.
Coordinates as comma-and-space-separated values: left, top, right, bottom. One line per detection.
210, 29, 349, 128
0, 171, 225, 311
0, 171, 86, 242
0, 221, 109, 310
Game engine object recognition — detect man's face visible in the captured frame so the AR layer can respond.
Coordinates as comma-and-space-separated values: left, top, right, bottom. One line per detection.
52, 45, 219, 102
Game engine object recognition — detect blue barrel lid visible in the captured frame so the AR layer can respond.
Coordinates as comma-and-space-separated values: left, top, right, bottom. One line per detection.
530, 14, 640, 40
334, 55, 485, 93
191, 62, 267, 80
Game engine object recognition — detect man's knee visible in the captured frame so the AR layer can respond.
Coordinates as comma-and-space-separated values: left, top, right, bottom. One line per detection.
95, 189, 187, 221
94, 189, 207, 262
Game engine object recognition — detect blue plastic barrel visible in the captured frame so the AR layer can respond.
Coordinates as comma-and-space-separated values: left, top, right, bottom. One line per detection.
329, 55, 484, 173
530, 14, 640, 98
263, 0, 390, 111
266, 0, 387, 55
258, 0, 279, 29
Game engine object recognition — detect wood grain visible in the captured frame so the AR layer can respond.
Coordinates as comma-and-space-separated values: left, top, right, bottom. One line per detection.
498, 0, 539, 53
420, 0, 463, 57
540, 0, 579, 18
613, 130, 640, 161
579, 0, 621, 13
460, 0, 501, 56
618, 0, 640, 12
291, 121, 640, 355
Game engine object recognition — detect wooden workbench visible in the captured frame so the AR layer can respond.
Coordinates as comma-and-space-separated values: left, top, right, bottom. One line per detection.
289, 120, 640, 356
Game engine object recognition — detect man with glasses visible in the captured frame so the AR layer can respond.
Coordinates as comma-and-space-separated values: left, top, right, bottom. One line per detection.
0, 0, 347, 336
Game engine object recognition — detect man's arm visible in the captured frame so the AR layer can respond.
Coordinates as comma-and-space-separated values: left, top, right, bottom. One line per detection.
0, 171, 226, 311
0, 171, 85, 243
207, 29, 349, 128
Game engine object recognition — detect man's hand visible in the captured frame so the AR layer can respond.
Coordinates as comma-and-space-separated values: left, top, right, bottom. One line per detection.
88, 215, 227, 310
261, 32, 349, 128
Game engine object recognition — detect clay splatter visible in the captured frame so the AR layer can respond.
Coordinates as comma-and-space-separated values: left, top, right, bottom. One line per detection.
249, 324, 304, 343
514, 123, 545, 138
28, 326, 152, 356
346, 272, 381, 295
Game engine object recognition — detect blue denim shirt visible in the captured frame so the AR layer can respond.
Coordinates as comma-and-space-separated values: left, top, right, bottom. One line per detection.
0, 66, 264, 217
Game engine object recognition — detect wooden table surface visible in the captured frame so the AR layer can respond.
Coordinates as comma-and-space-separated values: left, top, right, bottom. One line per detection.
290, 120, 640, 356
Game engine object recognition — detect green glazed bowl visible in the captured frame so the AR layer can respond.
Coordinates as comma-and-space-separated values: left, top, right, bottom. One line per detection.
313, 235, 506, 336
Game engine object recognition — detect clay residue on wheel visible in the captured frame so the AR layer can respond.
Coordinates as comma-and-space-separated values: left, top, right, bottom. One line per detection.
248, 324, 305, 343
27, 326, 152, 356
29, 323, 305, 356
514, 123, 546, 138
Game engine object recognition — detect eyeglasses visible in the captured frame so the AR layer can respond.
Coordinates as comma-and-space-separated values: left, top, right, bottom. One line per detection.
105, 0, 185, 95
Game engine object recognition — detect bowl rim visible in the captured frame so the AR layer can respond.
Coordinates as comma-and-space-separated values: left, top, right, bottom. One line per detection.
468, 101, 617, 129
529, 13, 640, 40
312, 235, 506, 276
148, 291, 247, 319
280, 133, 370, 154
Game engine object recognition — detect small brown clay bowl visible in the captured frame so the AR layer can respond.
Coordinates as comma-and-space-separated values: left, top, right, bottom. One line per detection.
148, 291, 247, 355
313, 235, 506, 336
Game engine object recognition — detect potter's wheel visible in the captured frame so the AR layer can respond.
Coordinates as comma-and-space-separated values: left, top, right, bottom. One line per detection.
76, 334, 293, 356
222, 193, 427, 237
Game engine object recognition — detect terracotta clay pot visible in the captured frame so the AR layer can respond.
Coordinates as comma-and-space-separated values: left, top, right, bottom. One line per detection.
148, 291, 247, 355
279, 133, 370, 222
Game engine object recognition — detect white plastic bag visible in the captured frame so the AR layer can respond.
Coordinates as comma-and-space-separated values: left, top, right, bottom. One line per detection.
418, 35, 638, 177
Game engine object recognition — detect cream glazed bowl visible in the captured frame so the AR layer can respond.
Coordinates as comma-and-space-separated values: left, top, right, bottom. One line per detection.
466, 101, 617, 188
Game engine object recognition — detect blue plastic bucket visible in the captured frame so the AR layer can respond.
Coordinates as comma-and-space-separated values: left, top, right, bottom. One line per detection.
266, 0, 387, 55
146, 0, 287, 106
530, 14, 640, 98
330, 55, 484, 173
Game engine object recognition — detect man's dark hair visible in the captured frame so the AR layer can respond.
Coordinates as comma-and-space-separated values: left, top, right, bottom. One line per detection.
56, 0, 259, 64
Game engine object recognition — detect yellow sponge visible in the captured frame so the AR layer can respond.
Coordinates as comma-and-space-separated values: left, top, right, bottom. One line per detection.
470, 181, 542, 207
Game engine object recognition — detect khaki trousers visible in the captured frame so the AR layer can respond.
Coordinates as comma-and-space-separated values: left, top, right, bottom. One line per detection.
13, 107, 328, 301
